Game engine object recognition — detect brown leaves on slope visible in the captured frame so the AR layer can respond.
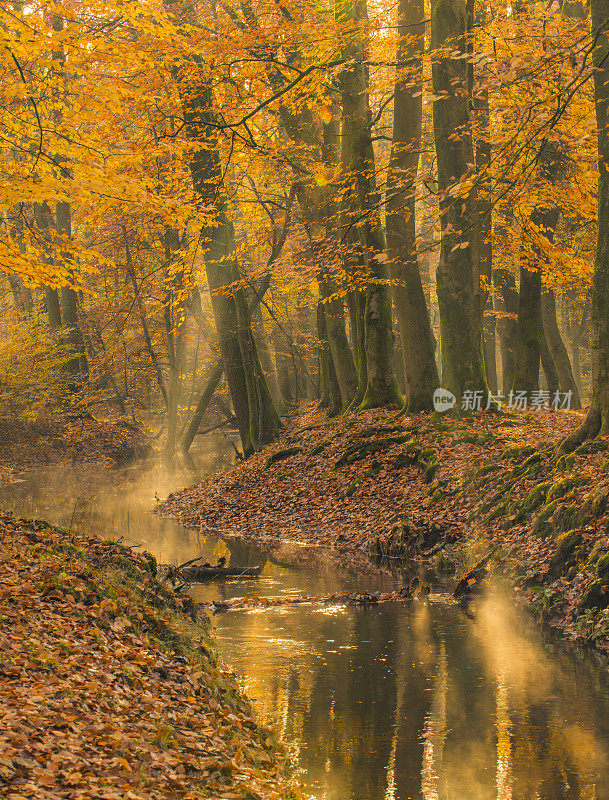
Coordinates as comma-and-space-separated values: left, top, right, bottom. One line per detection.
157, 405, 579, 559
0, 515, 299, 800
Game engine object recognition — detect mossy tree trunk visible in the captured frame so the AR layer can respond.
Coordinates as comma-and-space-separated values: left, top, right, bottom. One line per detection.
386, 0, 439, 411
338, 0, 403, 409
564, 0, 609, 446
431, 0, 487, 403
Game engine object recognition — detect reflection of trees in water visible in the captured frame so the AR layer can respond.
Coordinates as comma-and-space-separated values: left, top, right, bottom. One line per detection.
421, 641, 448, 800
216, 593, 609, 800
440, 593, 608, 800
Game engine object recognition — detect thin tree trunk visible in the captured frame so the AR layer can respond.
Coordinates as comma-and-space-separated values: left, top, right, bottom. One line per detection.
181, 360, 225, 452
512, 259, 542, 397
180, 275, 276, 453
493, 266, 518, 393
318, 276, 359, 406
386, 0, 439, 412
317, 300, 342, 415
540, 320, 559, 396
251, 303, 281, 407
57, 200, 88, 382
123, 228, 168, 408
163, 228, 184, 456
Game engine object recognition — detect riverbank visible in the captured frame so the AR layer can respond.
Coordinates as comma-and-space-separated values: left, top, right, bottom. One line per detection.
0, 514, 299, 799
0, 414, 152, 484
157, 405, 609, 653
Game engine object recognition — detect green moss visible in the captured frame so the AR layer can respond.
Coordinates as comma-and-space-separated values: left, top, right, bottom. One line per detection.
532, 499, 558, 536
309, 441, 330, 456
574, 439, 609, 456
514, 482, 551, 522
425, 461, 439, 483
549, 530, 583, 576
547, 476, 591, 502
596, 552, 609, 581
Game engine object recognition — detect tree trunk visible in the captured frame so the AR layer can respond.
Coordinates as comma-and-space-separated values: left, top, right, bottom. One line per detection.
493, 267, 518, 393
431, 0, 487, 402
250, 303, 281, 407
541, 289, 582, 408
563, 0, 609, 446
57, 200, 88, 382
165, 0, 280, 456
512, 260, 542, 397
338, 0, 402, 409
163, 228, 185, 457
317, 301, 342, 415
318, 276, 359, 407
123, 228, 168, 408
184, 90, 280, 455
474, 81, 497, 393
386, 0, 439, 412
540, 320, 559, 396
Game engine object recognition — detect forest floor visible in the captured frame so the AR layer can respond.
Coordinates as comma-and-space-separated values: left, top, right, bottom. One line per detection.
157, 404, 609, 654
0, 514, 299, 800
0, 414, 152, 485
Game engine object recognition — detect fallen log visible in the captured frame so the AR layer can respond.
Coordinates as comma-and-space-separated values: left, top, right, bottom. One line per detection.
180, 565, 262, 581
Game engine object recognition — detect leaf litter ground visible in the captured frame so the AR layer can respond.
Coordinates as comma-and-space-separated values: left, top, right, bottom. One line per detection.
0, 515, 301, 800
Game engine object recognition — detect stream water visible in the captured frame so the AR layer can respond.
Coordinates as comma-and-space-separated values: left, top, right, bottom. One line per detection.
2, 444, 609, 800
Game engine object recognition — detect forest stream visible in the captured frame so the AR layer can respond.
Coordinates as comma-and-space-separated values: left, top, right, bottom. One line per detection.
2, 442, 609, 800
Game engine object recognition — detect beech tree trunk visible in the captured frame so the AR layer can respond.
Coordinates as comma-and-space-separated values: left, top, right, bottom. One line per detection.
564, 0, 609, 446
386, 0, 439, 411
338, 0, 402, 409
540, 320, 559, 396
317, 301, 342, 415
512, 259, 542, 397
431, 0, 487, 402
541, 289, 582, 408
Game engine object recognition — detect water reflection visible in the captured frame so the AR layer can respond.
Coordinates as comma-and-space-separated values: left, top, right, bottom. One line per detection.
212, 594, 609, 800
1, 453, 609, 800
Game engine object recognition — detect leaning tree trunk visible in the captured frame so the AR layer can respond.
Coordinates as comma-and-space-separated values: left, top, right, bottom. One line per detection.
182, 87, 280, 455
165, 0, 280, 456
541, 289, 582, 408
386, 0, 439, 412
563, 0, 609, 447
338, 0, 402, 409
431, 0, 487, 403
